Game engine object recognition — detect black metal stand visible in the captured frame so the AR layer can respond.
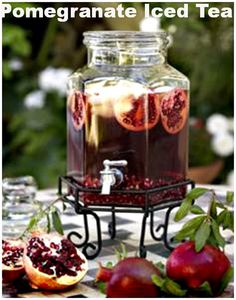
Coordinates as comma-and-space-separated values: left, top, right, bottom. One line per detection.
58, 176, 195, 259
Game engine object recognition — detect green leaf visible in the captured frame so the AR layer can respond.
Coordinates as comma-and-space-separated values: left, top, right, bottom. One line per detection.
223, 211, 233, 230
96, 281, 107, 294
229, 212, 234, 232
216, 202, 225, 209
174, 198, 192, 221
190, 205, 205, 215
174, 188, 209, 222
210, 198, 217, 219
175, 216, 206, 241
188, 231, 196, 241
186, 188, 208, 201
217, 210, 227, 225
218, 267, 234, 295
151, 274, 164, 287
153, 274, 187, 297
226, 191, 234, 204
211, 219, 225, 248
46, 213, 51, 233
155, 262, 166, 276
163, 278, 187, 297
114, 243, 128, 261
222, 211, 234, 232
206, 234, 219, 247
106, 261, 113, 269
194, 220, 211, 252
52, 210, 64, 235
121, 243, 128, 258
27, 216, 37, 231
196, 281, 213, 296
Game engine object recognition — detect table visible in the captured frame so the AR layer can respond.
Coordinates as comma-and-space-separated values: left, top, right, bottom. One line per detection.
3, 185, 234, 298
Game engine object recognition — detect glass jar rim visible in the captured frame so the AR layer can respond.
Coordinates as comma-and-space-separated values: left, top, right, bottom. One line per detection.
83, 30, 169, 47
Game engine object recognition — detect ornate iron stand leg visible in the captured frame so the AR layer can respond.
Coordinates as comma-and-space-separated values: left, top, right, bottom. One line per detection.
59, 176, 195, 259
67, 213, 89, 247
108, 207, 116, 239
139, 212, 149, 258
162, 204, 180, 251
150, 211, 164, 241
81, 209, 102, 259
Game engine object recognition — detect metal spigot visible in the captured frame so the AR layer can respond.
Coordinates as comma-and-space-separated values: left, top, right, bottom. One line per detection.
100, 159, 128, 195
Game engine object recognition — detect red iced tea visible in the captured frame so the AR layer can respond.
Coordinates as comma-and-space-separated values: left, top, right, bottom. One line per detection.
67, 80, 188, 206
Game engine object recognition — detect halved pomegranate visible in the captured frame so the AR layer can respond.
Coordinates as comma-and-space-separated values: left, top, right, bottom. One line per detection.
96, 257, 161, 297
2, 239, 25, 283
68, 91, 86, 130
23, 234, 88, 290
114, 93, 160, 132
160, 88, 189, 134
166, 241, 231, 293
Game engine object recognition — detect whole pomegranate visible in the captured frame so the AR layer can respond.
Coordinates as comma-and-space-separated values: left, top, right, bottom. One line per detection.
166, 241, 230, 293
23, 233, 88, 290
2, 239, 25, 283
96, 257, 161, 298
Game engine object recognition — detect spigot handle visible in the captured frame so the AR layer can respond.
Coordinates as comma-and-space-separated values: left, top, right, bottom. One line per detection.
103, 160, 128, 168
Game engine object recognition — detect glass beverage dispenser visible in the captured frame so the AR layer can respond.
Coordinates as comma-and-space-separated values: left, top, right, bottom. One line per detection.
67, 31, 189, 206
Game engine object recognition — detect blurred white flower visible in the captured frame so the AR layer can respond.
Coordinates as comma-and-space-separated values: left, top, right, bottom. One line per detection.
24, 90, 45, 109
38, 67, 72, 96
168, 25, 177, 34
212, 133, 234, 157
206, 114, 229, 135
9, 58, 23, 71
226, 170, 234, 188
139, 17, 161, 32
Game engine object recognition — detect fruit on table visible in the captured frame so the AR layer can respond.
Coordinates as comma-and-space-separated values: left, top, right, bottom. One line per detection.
160, 87, 188, 134
23, 233, 88, 290
2, 239, 25, 283
96, 257, 161, 297
166, 241, 231, 293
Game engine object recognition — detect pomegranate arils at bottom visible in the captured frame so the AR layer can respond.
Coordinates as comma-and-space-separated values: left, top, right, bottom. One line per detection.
80, 174, 186, 206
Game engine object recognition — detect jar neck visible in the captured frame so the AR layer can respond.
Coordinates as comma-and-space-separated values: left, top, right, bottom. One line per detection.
84, 31, 169, 67
87, 47, 167, 67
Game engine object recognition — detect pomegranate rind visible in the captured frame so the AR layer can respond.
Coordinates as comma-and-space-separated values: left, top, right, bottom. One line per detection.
97, 257, 160, 298
2, 239, 25, 283
23, 235, 88, 291
166, 241, 231, 292
2, 268, 25, 283
114, 93, 160, 132
160, 88, 189, 134
68, 91, 86, 131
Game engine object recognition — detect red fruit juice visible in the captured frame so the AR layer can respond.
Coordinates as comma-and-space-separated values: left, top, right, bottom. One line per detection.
67, 80, 189, 206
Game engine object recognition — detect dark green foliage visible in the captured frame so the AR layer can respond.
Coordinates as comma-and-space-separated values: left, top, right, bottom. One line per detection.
174, 188, 234, 251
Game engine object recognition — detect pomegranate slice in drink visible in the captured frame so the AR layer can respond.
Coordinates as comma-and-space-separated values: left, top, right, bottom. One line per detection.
160, 88, 189, 134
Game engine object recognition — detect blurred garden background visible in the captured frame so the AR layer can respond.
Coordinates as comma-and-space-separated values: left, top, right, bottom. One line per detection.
3, 2, 234, 188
